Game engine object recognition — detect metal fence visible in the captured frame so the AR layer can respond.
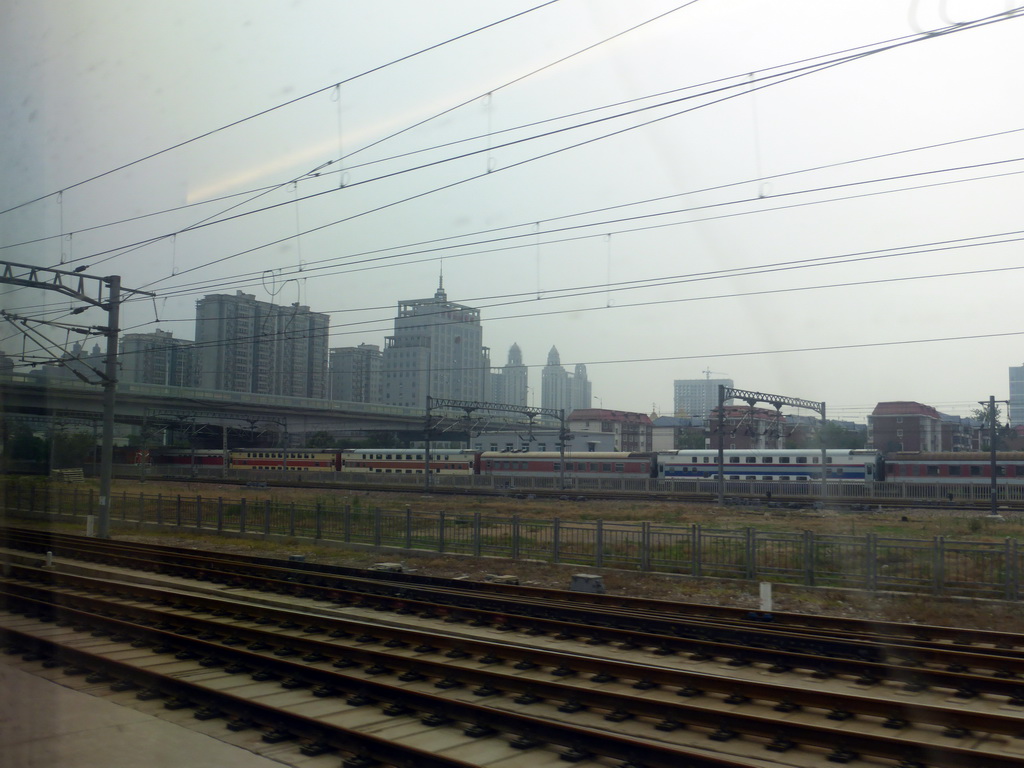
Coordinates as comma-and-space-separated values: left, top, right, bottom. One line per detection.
104, 463, 1024, 503
3, 479, 1021, 600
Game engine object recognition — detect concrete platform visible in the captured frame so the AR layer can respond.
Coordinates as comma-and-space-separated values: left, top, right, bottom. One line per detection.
0, 660, 291, 768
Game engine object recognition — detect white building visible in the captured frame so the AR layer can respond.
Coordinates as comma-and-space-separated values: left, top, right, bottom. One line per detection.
1010, 364, 1024, 426
381, 278, 490, 408
673, 378, 734, 419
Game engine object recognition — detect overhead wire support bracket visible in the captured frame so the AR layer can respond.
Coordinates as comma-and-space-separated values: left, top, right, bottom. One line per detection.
0, 260, 154, 540
716, 386, 827, 505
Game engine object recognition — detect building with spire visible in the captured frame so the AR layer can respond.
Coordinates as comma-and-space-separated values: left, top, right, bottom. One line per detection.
489, 343, 528, 407
380, 277, 490, 408
541, 346, 591, 414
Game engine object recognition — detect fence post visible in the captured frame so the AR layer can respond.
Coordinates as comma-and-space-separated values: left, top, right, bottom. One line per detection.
137, 492, 144, 523
693, 523, 702, 578
373, 507, 382, 548
88, 487, 94, 519
745, 527, 756, 580
865, 533, 877, 591
155, 493, 162, 526
73, 487, 79, 516
511, 515, 520, 560
343, 505, 351, 543
121, 490, 127, 521
552, 517, 561, 564
175, 495, 182, 527
1006, 538, 1019, 602
437, 511, 445, 554
640, 522, 651, 571
289, 502, 296, 537
803, 530, 815, 586
195, 495, 202, 530
239, 498, 246, 534
473, 512, 482, 557
28, 484, 34, 512
217, 498, 224, 532
595, 520, 604, 569
263, 500, 271, 535
315, 502, 322, 540
933, 536, 945, 596
405, 507, 412, 550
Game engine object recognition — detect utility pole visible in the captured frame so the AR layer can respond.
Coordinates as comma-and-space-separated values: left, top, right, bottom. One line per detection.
97, 275, 119, 538
0, 262, 151, 538
980, 395, 1009, 516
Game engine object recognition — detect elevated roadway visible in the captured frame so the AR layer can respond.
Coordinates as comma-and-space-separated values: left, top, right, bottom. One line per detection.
0, 373, 426, 435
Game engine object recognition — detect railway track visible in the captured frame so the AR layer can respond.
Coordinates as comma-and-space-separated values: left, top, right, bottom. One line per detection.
4, 528, 1024, 767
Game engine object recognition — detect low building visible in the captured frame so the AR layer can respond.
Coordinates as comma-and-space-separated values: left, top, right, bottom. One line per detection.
867, 401, 943, 453
567, 409, 653, 452
708, 405, 789, 450
651, 415, 706, 452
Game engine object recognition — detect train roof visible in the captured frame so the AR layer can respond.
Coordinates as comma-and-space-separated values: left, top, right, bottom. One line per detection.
480, 451, 644, 460
669, 448, 876, 456
888, 451, 1024, 461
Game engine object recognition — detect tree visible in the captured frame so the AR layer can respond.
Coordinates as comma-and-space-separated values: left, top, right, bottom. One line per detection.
972, 402, 1012, 451
306, 431, 336, 449
52, 432, 96, 468
674, 429, 707, 450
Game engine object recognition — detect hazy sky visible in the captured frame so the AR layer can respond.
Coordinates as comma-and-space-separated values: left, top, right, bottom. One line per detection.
3, 1, 1024, 422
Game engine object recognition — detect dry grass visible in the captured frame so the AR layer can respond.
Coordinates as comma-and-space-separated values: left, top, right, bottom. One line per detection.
11, 475, 1024, 632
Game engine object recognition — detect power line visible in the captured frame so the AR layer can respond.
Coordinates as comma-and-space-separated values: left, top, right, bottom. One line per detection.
32, 6, 1024, 282
0, 0, 563, 218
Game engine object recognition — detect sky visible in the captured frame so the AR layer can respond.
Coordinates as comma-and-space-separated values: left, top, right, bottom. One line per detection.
2, 0, 1024, 423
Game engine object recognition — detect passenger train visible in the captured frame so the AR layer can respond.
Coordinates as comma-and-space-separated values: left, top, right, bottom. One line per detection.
135, 447, 1023, 486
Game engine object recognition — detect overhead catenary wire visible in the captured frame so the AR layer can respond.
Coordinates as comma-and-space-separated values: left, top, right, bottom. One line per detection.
0, 0, 564, 219
23, 5, 1024, 283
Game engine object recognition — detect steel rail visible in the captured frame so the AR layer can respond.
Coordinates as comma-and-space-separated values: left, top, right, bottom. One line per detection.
7, 571, 1024, 737
6, 591, 1024, 768
9, 526, 1022, 651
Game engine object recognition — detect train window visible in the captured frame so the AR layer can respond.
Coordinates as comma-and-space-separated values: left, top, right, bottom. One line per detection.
730, 475, 739, 480
729, 457, 740, 464
812, 457, 820, 464
746, 475, 756, 480
703, 457, 710, 463
971, 466, 981, 476
602, 464, 611, 471
746, 457, 756, 463
927, 466, 939, 476
827, 457, 833, 464
615, 463, 624, 472
780, 476, 790, 482
764, 457, 773, 463
553, 463, 561, 471
386, 454, 392, 459
997, 466, 1006, 476
796, 457, 807, 464
779, 457, 790, 463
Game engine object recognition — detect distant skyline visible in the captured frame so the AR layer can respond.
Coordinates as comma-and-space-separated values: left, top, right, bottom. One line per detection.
3, 1, 1024, 423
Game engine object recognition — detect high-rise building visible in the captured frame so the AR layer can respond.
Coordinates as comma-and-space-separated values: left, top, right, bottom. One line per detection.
489, 343, 528, 407
541, 346, 592, 414
329, 344, 381, 403
1010, 364, 1024, 426
194, 291, 328, 398
119, 329, 196, 387
673, 378, 734, 419
380, 278, 490, 408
